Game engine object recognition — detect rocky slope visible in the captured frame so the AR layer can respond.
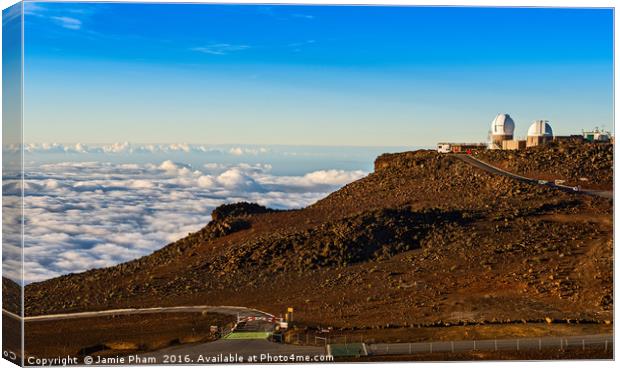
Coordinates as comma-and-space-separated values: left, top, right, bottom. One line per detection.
477, 142, 613, 190
24, 150, 613, 329
2, 277, 21, 314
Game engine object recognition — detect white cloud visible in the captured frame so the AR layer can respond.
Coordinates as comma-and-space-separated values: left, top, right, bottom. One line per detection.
102, 142, 131, 153
157, 160, 195, 178
126, 179, 155, 189
191, 43, 250, 55
216, 168, 260, 190
229, 147, 245, 156
302, 169, 366, 185
24, 2, 47, 15
204, 163, 224, 170
229, 147, 269, 156
13, 158, 368, 284
19, 143, 271, 156
257, 169, 366, 188
159, 159, 181, 172
43, 179, 60, 189
51, 16, 82, 30
197, 175, 216, 188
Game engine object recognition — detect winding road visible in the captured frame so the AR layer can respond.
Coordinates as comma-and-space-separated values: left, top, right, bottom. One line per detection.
3, 305, 272, 322
6, 307, 612, 360
3, 306, 328, 363
139, 333, 326, 364
454, 154, 613, 199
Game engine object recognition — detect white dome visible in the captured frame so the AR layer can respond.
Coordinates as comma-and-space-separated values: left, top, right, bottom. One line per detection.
490, 113, 515, 136
527, 120, 553, 137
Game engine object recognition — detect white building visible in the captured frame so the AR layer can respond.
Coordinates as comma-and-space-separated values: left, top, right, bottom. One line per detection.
583, 128, 611, 142
527, 120, 553, 147
488, 113, 515, 149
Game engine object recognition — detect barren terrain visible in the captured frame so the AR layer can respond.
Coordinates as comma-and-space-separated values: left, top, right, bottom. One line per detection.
4, 145, 613, 360
477, 142, 613, 190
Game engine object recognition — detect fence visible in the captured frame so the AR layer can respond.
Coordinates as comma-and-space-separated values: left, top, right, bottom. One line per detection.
285, 332, 613, 356
286, 332, 366, 347
367, 334, 613, 356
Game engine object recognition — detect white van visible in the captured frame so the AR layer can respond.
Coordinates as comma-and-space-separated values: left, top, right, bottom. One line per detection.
437, 143, 451, 153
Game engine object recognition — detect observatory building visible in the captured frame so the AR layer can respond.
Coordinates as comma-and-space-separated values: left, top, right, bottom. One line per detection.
583, 127, 611, 142
437, 113, 608, 154
527, 120, 554, 147
489, 113, 515, 149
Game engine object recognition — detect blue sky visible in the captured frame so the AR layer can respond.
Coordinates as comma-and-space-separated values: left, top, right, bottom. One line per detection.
21, 2, 613, 146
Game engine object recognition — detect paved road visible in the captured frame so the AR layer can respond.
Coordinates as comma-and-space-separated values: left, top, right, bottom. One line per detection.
5, 306, 328, 362
368, 334, 613, 355
2, 305, 273, 322
454, 154, 613, 199
139, 336, 326, 364
138, 314, 327, 364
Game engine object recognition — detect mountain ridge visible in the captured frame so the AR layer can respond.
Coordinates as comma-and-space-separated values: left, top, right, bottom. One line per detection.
14, 147, 613, 330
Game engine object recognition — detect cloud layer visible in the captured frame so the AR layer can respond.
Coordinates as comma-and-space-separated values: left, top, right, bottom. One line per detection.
5, 143, 272, 155
4, 159, 366, 283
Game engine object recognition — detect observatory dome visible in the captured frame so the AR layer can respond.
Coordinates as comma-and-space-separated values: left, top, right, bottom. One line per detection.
527, 120, 553, 137
490, 113, 515, 136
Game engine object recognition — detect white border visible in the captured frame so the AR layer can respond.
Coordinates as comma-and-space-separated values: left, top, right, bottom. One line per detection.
0, 0, 616, 7
0, 1, 616, 368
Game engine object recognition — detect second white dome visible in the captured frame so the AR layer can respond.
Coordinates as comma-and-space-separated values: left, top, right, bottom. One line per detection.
527, 120, 553, 137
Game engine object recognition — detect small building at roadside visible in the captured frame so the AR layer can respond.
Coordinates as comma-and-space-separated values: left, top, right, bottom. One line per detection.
583, 128, 611, 142
437, 142, 487, 154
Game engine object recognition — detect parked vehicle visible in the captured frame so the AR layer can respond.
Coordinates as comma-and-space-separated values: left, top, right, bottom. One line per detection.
437, 143, 451, 153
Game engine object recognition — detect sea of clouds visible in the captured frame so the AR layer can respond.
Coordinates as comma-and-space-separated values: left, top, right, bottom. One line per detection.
9, 142, 271, 156
3, 151, 368, 284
